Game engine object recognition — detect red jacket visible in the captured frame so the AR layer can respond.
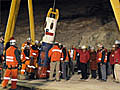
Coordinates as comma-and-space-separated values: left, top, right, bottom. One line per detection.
77, 49, 90, 63
114, 48, 120, 64
109, 51, 114, 65
90, 52, 97, 70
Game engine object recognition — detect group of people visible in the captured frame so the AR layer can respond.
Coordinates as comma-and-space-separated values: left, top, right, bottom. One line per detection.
0, 35, 120, 90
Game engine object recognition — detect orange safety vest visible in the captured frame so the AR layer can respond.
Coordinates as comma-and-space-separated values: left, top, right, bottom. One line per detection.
69, 49, 76, 61
30, 48, 39, 58
21, 51, 30, 63
6, 46, 18, 67
61, 48, 69, 62
97, 50, 107, 63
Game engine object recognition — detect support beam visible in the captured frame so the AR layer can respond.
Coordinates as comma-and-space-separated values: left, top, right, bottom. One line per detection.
28, 0, 35, 44
4, 0, 17, 47
10, 0, 21, 38
110, 0, 120, 31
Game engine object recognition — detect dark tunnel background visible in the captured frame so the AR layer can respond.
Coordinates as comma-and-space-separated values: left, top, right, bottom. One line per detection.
0, 0, 115, 32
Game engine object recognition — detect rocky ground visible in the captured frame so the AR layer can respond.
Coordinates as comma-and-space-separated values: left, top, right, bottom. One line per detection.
0, 74, 120, 90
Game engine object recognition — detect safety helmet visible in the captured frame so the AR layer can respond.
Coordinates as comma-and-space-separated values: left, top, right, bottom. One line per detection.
115, 40, 120, 44
10, 38, 16, 46
40, 41, 43, 44
81, 45, 86, 49
59, 43, 62, 46
25, 45, 30, 49
35, 40, 39, 45
112, 45, 116, 48
27, 37, 31, 41
90, 47, 95, 50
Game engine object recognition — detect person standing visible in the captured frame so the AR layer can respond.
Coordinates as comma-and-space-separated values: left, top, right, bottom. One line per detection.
0, 36, 4, 83
48, 42, 63, 82
21, 45, 30, 75
68, 46, 77, 75
77, 45, 90, 80
2, 38, 21, 90
97, 44, 107, 82
89, 47, 97, 79
114, 41, 120, 83
61, 45, 69, 80
109, 45, 115, 79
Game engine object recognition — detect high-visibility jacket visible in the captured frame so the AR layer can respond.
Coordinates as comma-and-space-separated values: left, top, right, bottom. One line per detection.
21, 50, 30, 63
68, 49, 76, 61
6, 46, 18, 68
114, 48, 120, 64
30, 47, 39, 58
21, 42, 32, 52
109, 51, 115, 65
48, 45, 63, 62
61, 48, 69, 62
97, 49, 107, 63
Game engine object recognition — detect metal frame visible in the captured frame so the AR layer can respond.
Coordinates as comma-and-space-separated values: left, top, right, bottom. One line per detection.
110, 0, 120, 31
4, 0, 35, 47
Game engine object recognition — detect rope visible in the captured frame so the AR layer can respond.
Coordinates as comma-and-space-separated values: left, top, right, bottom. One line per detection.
52, 0, 56, 12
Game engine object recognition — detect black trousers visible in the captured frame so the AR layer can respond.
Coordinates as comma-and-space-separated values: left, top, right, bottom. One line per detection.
98, 63, 102, 79
81, 63, 87, 79
62, 62, 69, 80
111, 64, 115, 79
91, 70, 97, 78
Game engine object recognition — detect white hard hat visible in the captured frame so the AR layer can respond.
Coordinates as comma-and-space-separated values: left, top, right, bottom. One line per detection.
10, 39, 16, 46
91, 47, 95, 50
35, 40, 39, 44
81, 45, 86, 49
54, 42, 59, 44
59, 43, 62, 46
112, 45, 116, 48
97, 44, 103, 48
63, 45, 66, 47
115, 40, 120, 44
40, 41, 42, 44
25, 45, 30, 49
27, 37, 31, 41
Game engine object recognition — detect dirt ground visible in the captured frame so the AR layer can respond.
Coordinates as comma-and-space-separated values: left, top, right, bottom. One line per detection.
0, 74, 120, 90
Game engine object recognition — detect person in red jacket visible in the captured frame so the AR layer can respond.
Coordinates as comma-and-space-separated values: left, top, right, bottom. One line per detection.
114, 43, 120, 83
48, 42, 63, 81
89, 47, 97, 79
77, 45, 90, 80
109, 45, 115, 79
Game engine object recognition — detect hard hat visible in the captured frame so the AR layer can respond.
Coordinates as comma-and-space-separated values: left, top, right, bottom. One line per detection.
27, 37, 31, 41
35, 40, 39, 44
112, 45, 116, 48
54, 42, 59, 44
115, 40, 120, 44
63, 45, 66, 47
81, 45, 86, 49
40, 41, 43, 44
25, 45, 30, 49
59, 43, 62, 46
91, 47, 95, 50
97, 44, 103, 48
10, 38, 16, 46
